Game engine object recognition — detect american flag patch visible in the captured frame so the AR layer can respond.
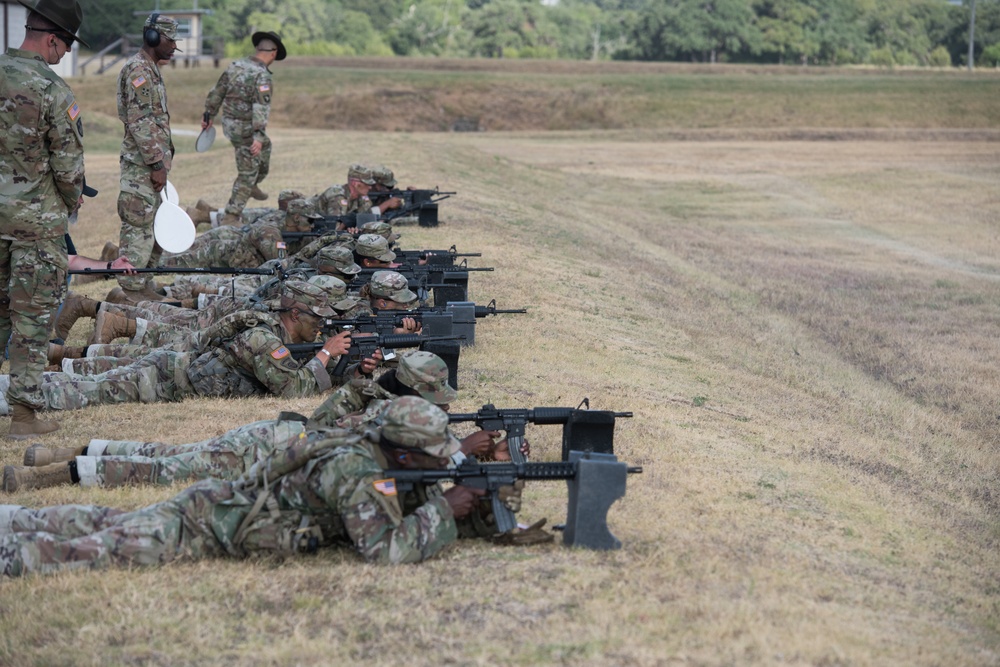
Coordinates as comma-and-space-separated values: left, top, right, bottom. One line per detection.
373, 479, 397, 496
270, 346, 290, 360
66, 101, 80, 121
131, 75, 147, 88
259, 84, 270, 92
276, 242, 286, 249
339, 199, 348, 207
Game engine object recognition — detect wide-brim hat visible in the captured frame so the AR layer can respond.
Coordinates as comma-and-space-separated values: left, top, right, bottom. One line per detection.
252, 31, 286, 61
19, 0, 90, 48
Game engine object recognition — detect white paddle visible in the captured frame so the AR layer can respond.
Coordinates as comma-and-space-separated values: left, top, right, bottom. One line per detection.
154, 187, 196, 253
195, 125, 216, 153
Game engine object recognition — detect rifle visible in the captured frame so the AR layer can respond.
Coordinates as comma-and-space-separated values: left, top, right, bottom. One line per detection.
287, 332, 464, 376
393, 245, 482, 267
388, 452, 643, 549
372, 189, 455, 227
319, 301, 527, 339
448, 399, 633, 464
69, 266, 279, 276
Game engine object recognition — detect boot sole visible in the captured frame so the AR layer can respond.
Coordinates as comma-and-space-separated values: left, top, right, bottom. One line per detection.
23, 443, 47, 466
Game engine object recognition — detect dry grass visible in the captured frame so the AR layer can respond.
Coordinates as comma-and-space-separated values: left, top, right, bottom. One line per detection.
0, 74, 998, 663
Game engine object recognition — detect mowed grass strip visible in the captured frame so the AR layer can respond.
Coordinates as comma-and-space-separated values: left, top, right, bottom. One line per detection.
0, 128, 996, 664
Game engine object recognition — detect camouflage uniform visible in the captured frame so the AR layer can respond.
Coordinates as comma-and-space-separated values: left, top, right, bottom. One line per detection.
161, 221, 283, 269
0, 399, 464, 576
116, 44, 173, 290
0, 47, 84, 410
205, 58, 273, 218
306, 184, 372, 219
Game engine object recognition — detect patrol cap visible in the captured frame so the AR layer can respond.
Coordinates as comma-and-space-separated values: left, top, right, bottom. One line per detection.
307, 274, 347, 301
396, 351, 457, 404
286, 198, 323, 220
252, 30, 286, 61
145, 14, 179, 41
372, 165, 397, 189
282, 279, 335, 318
369, 270, 417, 305
313, 245, 361, 275
347, 164, 376, 186
278, 189, 306, 211
381, 396, 461, 458
359, 220, 396, 243
19, 0, 89, 48
355, 233, 396, 262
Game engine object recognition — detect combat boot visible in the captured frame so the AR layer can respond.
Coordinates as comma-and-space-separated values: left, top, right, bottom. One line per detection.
48, 343, 87, 366
219, 212, 242, 226
186, 205, 211, 225
250, 185, 269, 200
195, 199, 213, 213
104, 285, 163, 306
100, 241, 119, 263
55, 293, 100, 339
23, 443, 85, 466
8, 404, 59, 440
90, 310, 136, 344
3, 462, 73, 492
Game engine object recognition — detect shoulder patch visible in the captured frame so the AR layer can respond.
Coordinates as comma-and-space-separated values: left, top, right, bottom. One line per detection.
373, 479, 397, 496
271, 346, 290, 360
131, 75, 147, 88
66, 101, 80, 121
340, 199, 348, 207
259, 84, 271, 92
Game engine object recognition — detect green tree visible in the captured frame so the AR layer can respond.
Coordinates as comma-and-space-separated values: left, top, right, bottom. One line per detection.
464, 0, 542, 57
626, 0, 761, 62
753, 0, 819, 64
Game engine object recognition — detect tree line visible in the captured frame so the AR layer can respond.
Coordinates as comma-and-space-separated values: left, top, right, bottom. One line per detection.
79, 0, 1000, 67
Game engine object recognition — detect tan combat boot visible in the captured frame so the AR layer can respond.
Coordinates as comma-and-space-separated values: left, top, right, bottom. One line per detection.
3, 462, 73, 492
89, 310, 136, 344
195, 199, 214, 213
100, 241, 119, 263
8, 404, 59, 440
250, 185, 269, 201
48, 343, 87, 366
105, 286, 163, 306
23, 443, 85, 466
55, 293, 100, 339
219, 212, 243, 226
186, 205, 212, 225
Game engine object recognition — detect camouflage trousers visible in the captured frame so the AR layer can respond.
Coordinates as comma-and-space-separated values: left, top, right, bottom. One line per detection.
39, 349, 195, 412
74, 419, 306, 487
117, 161, 163, 291
225, 135, 271, 217
161, 227, 263, 270
0, 235, 68, 409
0, 478, 249, 577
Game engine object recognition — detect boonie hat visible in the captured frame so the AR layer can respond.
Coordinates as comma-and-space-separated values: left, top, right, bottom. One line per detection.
355, 233, 395, 262
282, 279, 335, 318
381, 396, 461, 458
369, 270, 417, 305
396, 351, 457, 404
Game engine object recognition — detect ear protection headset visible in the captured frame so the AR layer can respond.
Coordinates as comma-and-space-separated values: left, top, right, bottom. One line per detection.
143, 13, 161, 48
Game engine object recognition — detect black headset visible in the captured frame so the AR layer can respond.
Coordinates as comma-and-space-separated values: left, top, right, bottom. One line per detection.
143, 13, 160, 47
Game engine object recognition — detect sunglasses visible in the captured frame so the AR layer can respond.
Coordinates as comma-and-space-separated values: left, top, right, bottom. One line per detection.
28, 27, 75, 48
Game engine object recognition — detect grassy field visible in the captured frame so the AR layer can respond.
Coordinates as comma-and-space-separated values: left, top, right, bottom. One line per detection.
0, 60, 998, 664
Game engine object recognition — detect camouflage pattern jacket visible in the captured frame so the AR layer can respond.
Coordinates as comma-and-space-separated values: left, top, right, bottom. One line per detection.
117, 50, 172, 170
208, 310, 333, 397
204, 57, 272, 144
306, 184, 372, 218
235, 429, 458, 564
0, 48, 84, 241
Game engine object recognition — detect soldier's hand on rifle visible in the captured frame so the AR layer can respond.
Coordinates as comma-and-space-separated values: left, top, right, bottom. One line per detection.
459, 430, 502, 457
110, 257, 138, 275
393, 317, 421, 334
491, 437, 530, 462
355, 348, 383, 377
322, 330, 352, 359
381, 196, 403, 211
443, 485, 486, 519
250, 139, 263, 157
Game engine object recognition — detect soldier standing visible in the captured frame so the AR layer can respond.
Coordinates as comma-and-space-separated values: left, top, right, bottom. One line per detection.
202, 31, 286, 226
0, 0, 87, 438
114, 13, 178, 304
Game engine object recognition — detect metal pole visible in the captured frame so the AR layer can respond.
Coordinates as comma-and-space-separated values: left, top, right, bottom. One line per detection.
968, 0, 977, 71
